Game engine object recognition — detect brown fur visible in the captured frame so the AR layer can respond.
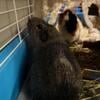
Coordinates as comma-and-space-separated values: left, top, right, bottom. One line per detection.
26, 17, 81, 100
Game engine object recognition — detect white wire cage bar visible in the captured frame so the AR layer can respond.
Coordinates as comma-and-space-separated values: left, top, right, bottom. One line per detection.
0, 5, 33, 15
0, 0, 33, 51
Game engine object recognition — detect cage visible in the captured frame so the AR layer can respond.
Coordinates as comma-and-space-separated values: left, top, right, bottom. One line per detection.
0, 0, 100, 100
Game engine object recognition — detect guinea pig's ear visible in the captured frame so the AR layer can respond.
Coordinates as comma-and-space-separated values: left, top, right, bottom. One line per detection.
37, 24, 49, 42
37, 24, 43, 30
58, 13, 65, 24
39, 31, 49, 42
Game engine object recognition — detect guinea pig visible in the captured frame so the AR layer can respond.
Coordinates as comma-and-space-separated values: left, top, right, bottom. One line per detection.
25, 16, 81, 100
56, 9, 100, 43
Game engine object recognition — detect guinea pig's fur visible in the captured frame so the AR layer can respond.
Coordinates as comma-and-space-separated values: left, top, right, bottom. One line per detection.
28, 41, 81, 100
26, 16, 81, 100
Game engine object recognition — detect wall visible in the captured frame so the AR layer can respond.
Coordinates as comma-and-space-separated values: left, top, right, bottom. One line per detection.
32, 0, 66, 18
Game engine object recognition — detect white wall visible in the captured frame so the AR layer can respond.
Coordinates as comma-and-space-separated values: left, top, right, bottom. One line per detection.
32, 0, 66, 18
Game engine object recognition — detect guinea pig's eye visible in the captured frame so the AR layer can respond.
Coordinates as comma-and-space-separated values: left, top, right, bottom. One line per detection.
39, 31, 49, 42
37, 24, 43, 30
